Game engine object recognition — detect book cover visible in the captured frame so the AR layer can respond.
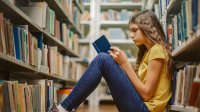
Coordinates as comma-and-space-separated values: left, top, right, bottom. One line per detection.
92, 35, 111, 54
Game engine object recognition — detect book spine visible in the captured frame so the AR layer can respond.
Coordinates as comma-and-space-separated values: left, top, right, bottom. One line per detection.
92, 42, 101, 54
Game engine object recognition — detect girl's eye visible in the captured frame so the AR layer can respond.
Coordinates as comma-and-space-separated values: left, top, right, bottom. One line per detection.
131, 28, 138, 32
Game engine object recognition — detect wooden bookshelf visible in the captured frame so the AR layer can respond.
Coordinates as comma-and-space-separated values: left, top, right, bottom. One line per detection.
172, 33, 200, 61
0, 0, 79, 57
166, 0, 181, 18
0, 53, 36, 72
0, 53, 76, 85
34, 0, 82, 35
140, 0, 200, 111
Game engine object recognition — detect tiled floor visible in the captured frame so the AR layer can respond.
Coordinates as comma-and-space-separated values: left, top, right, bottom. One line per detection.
77, 104, 118, 112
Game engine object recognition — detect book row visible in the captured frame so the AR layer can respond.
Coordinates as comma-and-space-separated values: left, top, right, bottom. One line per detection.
0, 80, 56, 112
170, 64, 200, 108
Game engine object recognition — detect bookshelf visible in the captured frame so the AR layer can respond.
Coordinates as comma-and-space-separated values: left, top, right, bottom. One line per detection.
0, 52, 76, 83
30, 0, 83, 35
143, 0, 200, 111
0, 0, 84, 111
0, 0, 79, 57
172, 34, 200, 60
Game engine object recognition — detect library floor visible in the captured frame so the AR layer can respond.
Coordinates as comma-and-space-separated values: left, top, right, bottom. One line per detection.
77, 104, 118, 112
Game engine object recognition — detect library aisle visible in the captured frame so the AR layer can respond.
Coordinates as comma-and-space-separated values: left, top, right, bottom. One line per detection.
0, 0, 200, 112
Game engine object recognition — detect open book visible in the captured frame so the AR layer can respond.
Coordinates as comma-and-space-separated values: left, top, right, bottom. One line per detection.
92, 35, 111, 54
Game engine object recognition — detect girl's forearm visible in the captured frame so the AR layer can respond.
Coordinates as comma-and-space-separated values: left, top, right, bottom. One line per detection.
121, 62, 150, 101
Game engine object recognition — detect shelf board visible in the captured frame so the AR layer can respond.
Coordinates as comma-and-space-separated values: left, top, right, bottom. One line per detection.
73, 0, 83, 14
0, 53, 76, 85
0, 0, 79, 57
168, 105, 199, 112
83, 2, 90, 10
79, 39, 90, 44
0, 53, 36, 72
166, 0, 181, 16
39, 72, 76, 84
172, 33, 200, 61
80, 21, 90, 25
109, 39, 138, 55
100, 21, 129, 28
100, 2, 142, 10
70, 58, 89, 65
109, 39, 133, 44
143, 0, 159, 10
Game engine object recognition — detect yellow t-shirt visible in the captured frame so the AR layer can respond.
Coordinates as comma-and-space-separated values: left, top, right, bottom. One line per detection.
138, 44, 172, 112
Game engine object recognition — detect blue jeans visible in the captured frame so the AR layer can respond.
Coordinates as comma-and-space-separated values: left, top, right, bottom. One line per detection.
61, 53, 149, 112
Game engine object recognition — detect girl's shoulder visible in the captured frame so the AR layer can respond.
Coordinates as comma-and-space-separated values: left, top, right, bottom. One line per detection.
147, 44, 168, 61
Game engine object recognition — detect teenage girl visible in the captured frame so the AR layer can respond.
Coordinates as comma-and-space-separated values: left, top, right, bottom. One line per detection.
57, 10, 172, 112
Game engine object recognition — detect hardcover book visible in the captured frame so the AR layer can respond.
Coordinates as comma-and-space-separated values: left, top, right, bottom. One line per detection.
92, 35, 111, 54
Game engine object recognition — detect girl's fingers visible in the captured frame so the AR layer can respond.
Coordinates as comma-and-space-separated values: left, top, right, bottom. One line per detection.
110, 46, 122, 54
110, 46, 120, 51
109, 51, 117, 59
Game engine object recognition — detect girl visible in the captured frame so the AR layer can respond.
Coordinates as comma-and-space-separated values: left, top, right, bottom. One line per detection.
57, 10, 172, 112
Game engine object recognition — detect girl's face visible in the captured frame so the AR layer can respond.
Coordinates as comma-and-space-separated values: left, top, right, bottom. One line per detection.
129, 23, 148, 46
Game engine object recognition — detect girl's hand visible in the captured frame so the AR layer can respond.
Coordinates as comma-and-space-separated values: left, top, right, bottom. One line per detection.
108, 46, 129, 66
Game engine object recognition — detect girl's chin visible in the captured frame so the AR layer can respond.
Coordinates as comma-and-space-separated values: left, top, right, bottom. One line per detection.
134, 42, 141, 45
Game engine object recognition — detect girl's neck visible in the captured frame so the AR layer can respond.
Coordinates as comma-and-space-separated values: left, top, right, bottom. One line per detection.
144, 42, 154, 50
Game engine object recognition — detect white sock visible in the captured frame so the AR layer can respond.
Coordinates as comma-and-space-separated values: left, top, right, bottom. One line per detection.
57, 104, 69, 112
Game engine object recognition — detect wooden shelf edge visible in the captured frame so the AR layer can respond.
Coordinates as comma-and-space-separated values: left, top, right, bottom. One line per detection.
0, 53, 36, 72
172, 33, 200, 57
0, 53, 76, 84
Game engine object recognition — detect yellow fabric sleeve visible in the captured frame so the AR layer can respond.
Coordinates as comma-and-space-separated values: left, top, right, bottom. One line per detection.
148, 45, 166, 62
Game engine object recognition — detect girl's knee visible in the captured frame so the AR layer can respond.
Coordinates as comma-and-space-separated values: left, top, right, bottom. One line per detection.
98, 53, 111, 60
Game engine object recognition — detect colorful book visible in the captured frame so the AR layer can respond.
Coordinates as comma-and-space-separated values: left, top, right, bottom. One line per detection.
92, 35, 111, 54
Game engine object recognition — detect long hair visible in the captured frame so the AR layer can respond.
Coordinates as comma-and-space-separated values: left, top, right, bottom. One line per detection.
129, 10, 173, 75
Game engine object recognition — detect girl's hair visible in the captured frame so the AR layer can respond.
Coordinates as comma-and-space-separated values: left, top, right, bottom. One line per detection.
129, 10, 173, 75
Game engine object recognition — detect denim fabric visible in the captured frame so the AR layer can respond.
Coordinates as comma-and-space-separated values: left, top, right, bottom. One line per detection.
61, 53, 149, 112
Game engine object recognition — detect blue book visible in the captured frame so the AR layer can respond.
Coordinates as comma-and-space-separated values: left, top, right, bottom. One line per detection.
32, 32, 43, 50
192, 0, 198, 32
13, 26, 21, 60
92, 35, 111, 54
